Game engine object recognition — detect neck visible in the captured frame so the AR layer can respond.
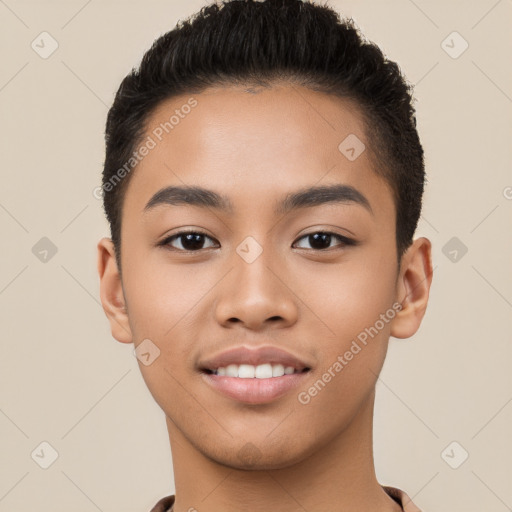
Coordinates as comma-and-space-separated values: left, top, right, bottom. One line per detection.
166, 389, 401, 512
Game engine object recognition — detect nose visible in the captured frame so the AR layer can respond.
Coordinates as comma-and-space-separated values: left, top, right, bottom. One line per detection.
214, 243, 299, 331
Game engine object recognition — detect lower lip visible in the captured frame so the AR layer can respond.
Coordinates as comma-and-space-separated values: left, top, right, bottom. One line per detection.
201, 371, 310, 404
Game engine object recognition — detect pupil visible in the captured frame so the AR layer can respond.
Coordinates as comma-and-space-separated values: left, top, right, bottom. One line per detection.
309, 233, 331, 250
182, 233, 204, 250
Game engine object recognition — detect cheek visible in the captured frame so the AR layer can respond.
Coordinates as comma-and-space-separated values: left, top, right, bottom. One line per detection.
122, 247, 208, 340
296, 248, 397, 406
299, 247, 397, 344
294, 294, 395, 441
120, 257, 200, 402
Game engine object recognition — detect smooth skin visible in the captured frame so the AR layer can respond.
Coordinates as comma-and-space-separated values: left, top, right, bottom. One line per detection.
98, 83, 432, 512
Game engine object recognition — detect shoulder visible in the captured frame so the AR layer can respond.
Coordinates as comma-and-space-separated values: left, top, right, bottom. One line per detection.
149, 494, 175, 512
382, 485, 423, 512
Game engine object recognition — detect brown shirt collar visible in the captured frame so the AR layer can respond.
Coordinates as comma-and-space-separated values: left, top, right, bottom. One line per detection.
149, 485, 422, 512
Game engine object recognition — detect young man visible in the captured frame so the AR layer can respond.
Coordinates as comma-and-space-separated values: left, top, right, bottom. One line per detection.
97, 0, 432, 510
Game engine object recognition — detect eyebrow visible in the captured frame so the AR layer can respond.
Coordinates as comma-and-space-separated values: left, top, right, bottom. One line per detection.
143, 183, 373, 216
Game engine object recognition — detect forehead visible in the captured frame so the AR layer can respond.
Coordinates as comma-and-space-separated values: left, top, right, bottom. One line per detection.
122, 84, 393, 219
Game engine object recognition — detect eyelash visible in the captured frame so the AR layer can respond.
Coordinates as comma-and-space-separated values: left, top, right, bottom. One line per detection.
158, 230, 356, 252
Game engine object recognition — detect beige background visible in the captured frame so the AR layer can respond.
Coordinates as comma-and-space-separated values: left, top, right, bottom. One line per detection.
1, 0, 511, 510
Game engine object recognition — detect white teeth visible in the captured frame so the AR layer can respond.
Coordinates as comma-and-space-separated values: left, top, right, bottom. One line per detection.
238, 364, 255, 378
226, 364, 238, 377
211, 363, 304, 378
255, 363, 272, 379
272, 364, 285, 377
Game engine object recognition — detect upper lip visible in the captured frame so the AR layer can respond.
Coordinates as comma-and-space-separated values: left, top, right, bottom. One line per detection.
199, 345, 312, 371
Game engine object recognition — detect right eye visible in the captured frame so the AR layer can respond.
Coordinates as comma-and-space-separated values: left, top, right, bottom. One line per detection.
159, 231, 219, 252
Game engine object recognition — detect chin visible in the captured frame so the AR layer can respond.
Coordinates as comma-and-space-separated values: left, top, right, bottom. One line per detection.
202, 439, 312, 471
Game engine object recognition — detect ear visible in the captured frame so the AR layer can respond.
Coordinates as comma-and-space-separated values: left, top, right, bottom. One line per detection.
390, 237, 433, 339
97, 237, 133, 344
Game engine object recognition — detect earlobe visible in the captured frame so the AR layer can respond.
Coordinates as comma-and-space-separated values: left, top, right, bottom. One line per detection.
390, 237, 433, 339
97, 237, 133, 344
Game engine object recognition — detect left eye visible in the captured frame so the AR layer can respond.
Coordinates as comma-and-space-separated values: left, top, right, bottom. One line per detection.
293, 232, 354, 251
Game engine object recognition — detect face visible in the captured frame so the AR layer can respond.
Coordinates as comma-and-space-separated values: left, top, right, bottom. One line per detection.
102, 83, 414, 470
